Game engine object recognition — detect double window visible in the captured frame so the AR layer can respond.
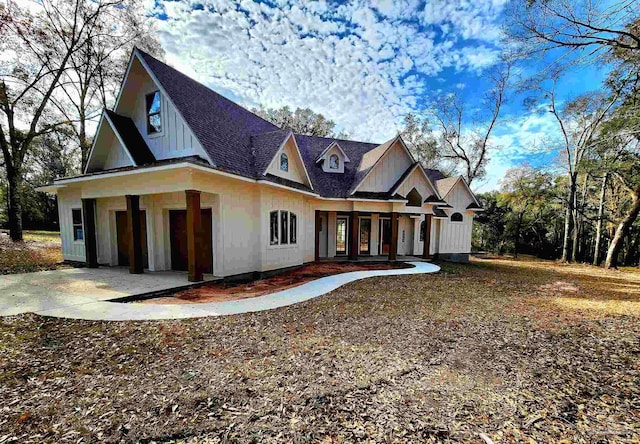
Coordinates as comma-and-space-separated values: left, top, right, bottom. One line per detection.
72, 208, 84, 241
269, 210, 297, 245
146, 91, 162, 134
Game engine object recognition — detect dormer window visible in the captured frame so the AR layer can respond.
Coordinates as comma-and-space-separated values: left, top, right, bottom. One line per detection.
280, 153, 289, 172
146, 91, 162, 134
329, 154, 339, 170
316, 141, 350, 173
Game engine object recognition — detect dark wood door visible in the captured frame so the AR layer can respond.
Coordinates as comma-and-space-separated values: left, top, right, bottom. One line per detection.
116, 211, 148, 268
380, 218, 391, 255
169, 209, 213, 273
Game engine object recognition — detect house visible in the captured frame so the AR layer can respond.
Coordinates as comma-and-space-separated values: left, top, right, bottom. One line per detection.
40, 49, 482, 282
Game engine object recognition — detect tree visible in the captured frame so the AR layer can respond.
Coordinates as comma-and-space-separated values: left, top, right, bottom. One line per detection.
252, 106, 347, 138
400, 113, 439, 169
0, 0, 133, 241
499, 166, 553, 258
55, 1, 163, 170
506, 0, 639, 62
428, 61, 511, 185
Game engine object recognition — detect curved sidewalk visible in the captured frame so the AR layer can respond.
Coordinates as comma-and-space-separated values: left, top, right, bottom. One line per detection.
32, 262, 440, 321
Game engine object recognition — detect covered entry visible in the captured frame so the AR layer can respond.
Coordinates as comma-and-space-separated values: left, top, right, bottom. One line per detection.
116, 210, 149, 268
169, 208, 213, 273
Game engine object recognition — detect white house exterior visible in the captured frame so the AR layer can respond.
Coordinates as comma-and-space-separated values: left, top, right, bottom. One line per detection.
41, 49, 482, 282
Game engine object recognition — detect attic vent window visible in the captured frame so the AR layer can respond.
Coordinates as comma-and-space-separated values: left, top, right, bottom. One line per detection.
280, 153, 288, 172
146, 91, 162, 134
329, 154, 339, 170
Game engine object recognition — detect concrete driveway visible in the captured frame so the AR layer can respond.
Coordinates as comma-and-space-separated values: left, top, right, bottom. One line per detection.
0, 267, 214, 317
0, 262, 441, 321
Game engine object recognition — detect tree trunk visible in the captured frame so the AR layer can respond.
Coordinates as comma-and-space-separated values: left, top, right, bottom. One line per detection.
6, 165, 23, 242
561, 173, 576, 262
605, 192, 640, 269
514, 212, 523, 259
571, 175, 585, 262
593, 173, 608, 265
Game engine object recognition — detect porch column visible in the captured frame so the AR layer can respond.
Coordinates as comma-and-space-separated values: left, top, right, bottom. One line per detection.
81, 198, 98, 268
125, 195, 143, 274
186, 189, 203, 282
389, 212, 399, 261
422, 214, 432, 259
315, 210, 321, 262
349, 211, 359, 260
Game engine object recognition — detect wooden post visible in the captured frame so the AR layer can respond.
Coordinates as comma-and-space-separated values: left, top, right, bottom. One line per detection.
186, 190, 203, 282
349, 211, 359, 260
315, 210, 321, 262
125, 195, 143, 274
422, 214, 432, 259
389, 212, 398, 261
81, 198, 98, 268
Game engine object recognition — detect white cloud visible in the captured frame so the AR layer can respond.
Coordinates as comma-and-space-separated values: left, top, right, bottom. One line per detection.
150, 0, 507, 142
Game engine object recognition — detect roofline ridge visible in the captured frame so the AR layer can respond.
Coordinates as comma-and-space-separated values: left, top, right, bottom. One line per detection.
135, 48, 281, 131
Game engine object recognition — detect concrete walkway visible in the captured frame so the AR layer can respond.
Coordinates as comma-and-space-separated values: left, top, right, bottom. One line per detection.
1, 262, 440, 321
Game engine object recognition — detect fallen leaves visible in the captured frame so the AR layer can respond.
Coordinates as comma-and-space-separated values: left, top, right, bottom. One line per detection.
0, 257, 638, 442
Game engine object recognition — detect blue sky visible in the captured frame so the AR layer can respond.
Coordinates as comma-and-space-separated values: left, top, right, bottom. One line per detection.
145, 0, 606, 191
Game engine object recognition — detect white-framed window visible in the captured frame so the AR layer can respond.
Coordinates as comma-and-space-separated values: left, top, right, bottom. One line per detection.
280, 211, 289, 244
280, 153, 289, 172
329, 154, 339, 170
72, 208, 84, 241
290, 213, 297, 244
270, 210, 279, 245
146, 91, 162, 134
451, 212, 463, 222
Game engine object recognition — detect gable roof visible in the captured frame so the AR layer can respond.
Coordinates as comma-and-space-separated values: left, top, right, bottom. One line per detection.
105, 49, 458, 200
436, 176, 480, 206
136, 49, 278, 180
315, 141, 351, 163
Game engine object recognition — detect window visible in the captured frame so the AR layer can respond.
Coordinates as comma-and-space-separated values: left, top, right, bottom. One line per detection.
402, 229, 405, 243
146, 91, 162, 134
336, 217, 347, 254
290, 213, 297, 244
72, 209, 84, 241
280, 153, 289, 172
281, 211, 289, 244
419, 221, 425, 242
451, 212, 463, 222
359, 218, 371, 254
270, 211, 279, 245
329, 154, 339, 169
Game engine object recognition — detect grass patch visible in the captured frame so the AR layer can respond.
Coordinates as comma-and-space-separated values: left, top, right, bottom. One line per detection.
0, 230, 63, 274
0, 257, 638, 442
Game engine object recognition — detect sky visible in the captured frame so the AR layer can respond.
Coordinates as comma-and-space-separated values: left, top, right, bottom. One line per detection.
144, 0, 608, 192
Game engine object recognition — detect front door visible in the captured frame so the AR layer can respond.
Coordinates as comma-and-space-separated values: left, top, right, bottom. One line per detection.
116, 210, 149, 268
379, 218, 391, 255
169, 209, 213, 273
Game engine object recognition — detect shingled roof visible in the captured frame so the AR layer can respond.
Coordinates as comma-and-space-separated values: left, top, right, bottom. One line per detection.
135, 49, 451, 199
105, 110, 156, 166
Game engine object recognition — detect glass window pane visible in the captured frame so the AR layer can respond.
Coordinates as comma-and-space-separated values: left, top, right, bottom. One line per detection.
280, 153, 288, 171
281, 211, 288, 244
336, 218, 347, 254
290, 213, 297, 244
419, 221, 425, 242
72, 209, 82, 224
74, 227, 84, 241
329, 154, 339, 169
359, 218, 370, 254
147, 91, 161, 113
148, 113, 162, 133
270, 211, 278, 244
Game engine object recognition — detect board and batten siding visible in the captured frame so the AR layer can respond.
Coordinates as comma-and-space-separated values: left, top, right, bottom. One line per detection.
57, 188, 86, 262
396, 167, 436, 201
438, 183, 474, 254
265, 136, 310, 187
115, 57, 208, 162
357, 141, 412, 193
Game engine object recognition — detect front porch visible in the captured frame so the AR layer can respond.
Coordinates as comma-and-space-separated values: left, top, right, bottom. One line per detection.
314, 210, 436, 262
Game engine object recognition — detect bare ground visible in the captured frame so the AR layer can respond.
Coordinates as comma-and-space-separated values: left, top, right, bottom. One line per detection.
0, 257, 638, 443
0, 231, 65, 275
145, 262, 410, 304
